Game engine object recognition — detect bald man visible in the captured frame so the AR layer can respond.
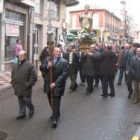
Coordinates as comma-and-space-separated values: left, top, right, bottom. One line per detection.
11, 50, 37, 119
40, 47, 69, 128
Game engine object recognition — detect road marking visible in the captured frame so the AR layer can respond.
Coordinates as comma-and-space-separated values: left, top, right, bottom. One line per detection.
132, 136, 139, 140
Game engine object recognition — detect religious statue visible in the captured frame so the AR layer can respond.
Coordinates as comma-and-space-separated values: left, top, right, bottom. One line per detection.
79, 5, 94, 40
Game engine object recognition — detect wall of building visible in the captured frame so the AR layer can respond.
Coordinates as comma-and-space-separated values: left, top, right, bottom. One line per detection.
0, 0, 66, 72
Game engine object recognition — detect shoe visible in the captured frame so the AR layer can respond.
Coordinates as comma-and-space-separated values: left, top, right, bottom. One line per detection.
94, 84, 98, 87
108, 94, 115, 97
69, 89, 76, 93
52, 120, 57, 128
133, 99, 138, 104
16, 115, 26, 120
128, 93, 132, 99
86, 92, 91, 95
29, 107, 34, 118
50, 116, 53, 120
50, 116, 59, 122
101, 94, 108, 98
117, 83, 121, 85
79, 82, 85, 86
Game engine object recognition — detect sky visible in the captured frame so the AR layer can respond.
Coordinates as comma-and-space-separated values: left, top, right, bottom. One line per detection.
67, 0, 140, 24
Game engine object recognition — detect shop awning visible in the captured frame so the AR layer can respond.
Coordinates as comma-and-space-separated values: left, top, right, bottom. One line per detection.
62, 0, 80, 7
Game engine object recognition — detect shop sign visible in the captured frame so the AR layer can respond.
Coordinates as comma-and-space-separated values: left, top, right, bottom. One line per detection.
0, 0, 4, 13
6, 24, 19, 36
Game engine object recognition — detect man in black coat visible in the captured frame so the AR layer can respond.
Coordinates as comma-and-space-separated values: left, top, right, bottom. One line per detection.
63, 44, 79, 93
130, 48, 140, 103
11, 50, 37, 119
92, 45, 117, 97
126, 43, 140, 99
40, 47, 69, 128
82, 44, 99, 94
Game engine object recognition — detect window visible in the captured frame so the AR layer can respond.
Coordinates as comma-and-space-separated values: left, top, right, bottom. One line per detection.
35, 0, 41, 14
5, 26, 24, 61
5, 10, 24, 22
93, 13, 99, 28
72, 15, 76, 28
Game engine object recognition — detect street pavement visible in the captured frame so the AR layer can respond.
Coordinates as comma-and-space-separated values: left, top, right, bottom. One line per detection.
0, 74, 140, 140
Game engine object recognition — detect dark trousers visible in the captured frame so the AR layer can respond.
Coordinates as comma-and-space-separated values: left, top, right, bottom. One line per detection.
47, 93, 61, 121
100, 75, 115, 96
118, 67, 127, 84
94, 75, 99, 85
69, 70, 78, 90
18, 96, 34, 116
79, 68, 86, 83
86, 76, 94, 92
126, 74, 133, 95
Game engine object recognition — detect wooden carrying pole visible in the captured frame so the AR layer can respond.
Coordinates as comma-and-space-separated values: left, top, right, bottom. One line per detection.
49, 42, 54, 110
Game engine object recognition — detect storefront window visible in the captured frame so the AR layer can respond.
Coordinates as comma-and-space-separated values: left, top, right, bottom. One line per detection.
5, 10, 24, 62
5, 25, 24, 61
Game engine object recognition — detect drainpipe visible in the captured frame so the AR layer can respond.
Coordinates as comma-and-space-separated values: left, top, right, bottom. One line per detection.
27, 8, 32, 61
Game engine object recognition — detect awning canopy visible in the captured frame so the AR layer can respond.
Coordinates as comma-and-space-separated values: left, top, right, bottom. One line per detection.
62, 0, 79, 7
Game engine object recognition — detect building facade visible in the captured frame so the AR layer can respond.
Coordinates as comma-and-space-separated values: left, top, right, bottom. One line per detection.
0, 0, 79, 72
68, 7, 121, 44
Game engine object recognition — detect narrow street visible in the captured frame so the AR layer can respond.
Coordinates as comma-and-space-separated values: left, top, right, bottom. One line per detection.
0, 75, 140, 140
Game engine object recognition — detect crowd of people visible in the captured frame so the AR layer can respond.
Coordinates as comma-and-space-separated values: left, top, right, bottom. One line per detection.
11, 39, 140, 128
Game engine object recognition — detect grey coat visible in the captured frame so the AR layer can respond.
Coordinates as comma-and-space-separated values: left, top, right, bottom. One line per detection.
11, 60, 37, 96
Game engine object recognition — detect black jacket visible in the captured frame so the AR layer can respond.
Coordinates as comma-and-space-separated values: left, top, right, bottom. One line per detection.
11, 60, 37, 96
40, 57, 69, 96
126, 50, 136, 73
92, 51, 117, 75
63, 52, 79, 73
130, 56, 140, 81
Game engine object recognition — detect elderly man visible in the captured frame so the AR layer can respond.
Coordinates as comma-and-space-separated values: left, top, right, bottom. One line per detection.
11, 50, 37, 119
40, 47, 69, 128
130, 48, 140, 103
126, 43, 140, 98
117, 43, 129, 85
82, 44, 99, 94
63, 44, 79, 93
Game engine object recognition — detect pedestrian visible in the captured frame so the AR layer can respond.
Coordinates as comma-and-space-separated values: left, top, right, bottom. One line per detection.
130, 48, 140, 103
15, 39, 23, 57
82, 44, 99, 95
11, 50, 37, 119
40, 47, 69, 128
126, 43, 140, 99
117, 43, 129, 85
39, 42, 50, 63
63, 43, 79, 93
39, 43, 50, 79
92, 45, 117, 97
14, 39, 23, 63
78, 50, 86, 86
